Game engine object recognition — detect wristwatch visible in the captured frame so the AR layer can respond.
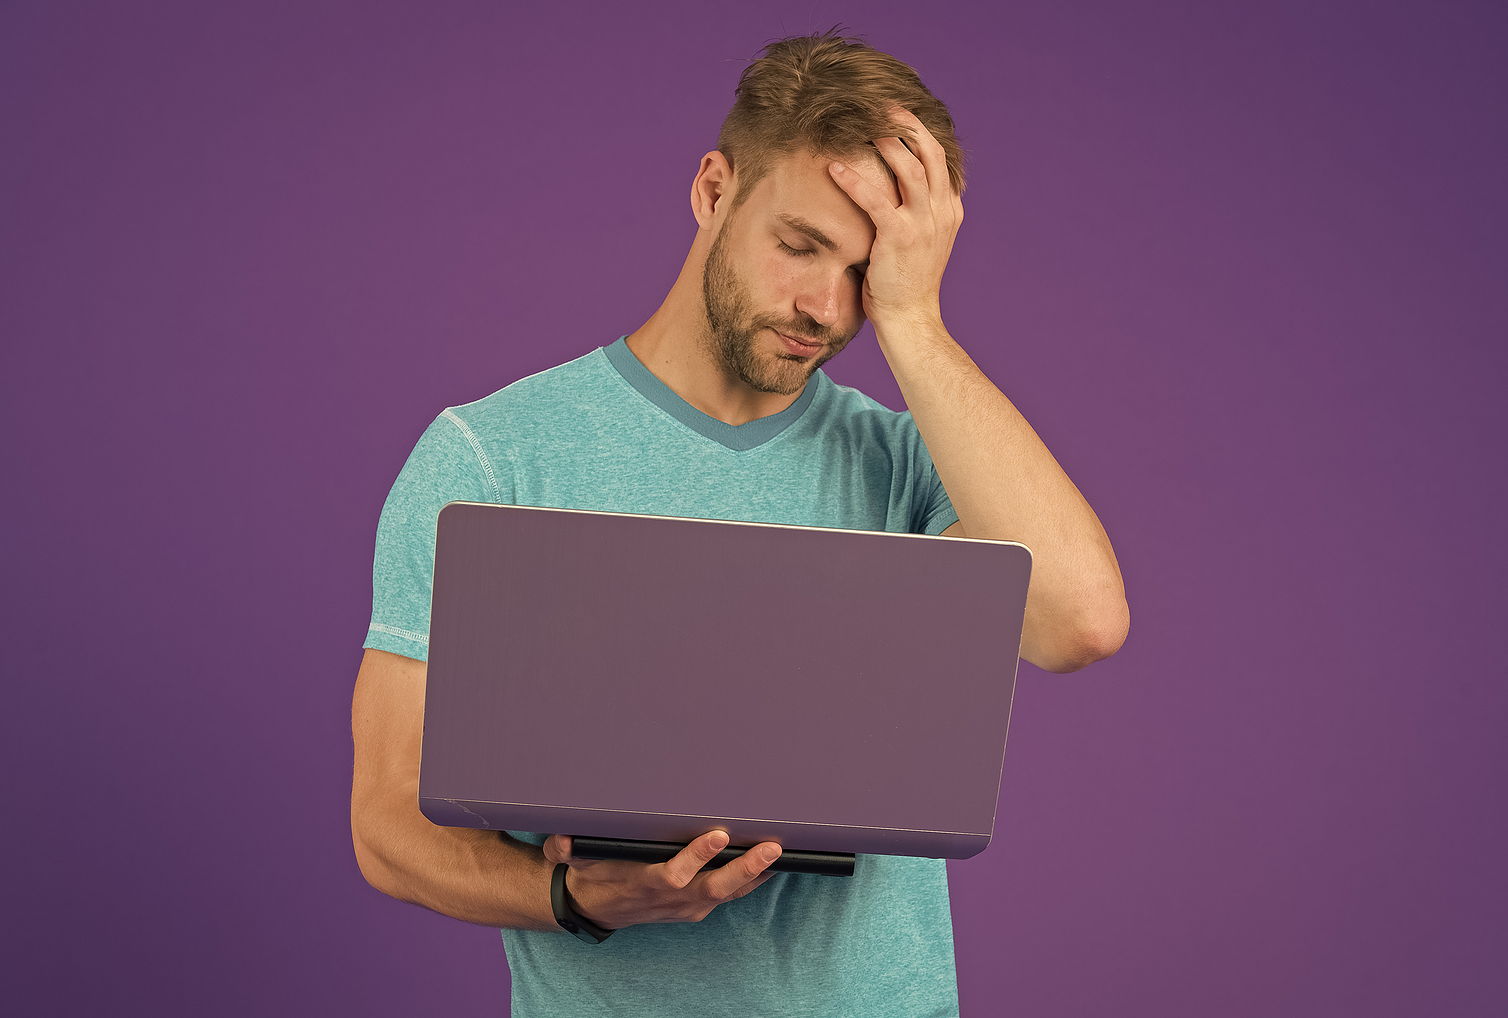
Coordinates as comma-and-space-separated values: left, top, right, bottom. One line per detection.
551, 863, 615, 944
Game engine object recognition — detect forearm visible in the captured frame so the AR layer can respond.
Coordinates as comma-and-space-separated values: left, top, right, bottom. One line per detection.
874, 315, 1129, 660
353, 789, 561, 933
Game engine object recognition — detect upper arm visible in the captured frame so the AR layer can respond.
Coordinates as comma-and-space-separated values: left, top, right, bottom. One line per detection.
350, 647, 428, 870
939, 521, 965, 538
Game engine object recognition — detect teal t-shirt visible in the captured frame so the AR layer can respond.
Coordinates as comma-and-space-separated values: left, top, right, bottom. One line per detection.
364, 335, 962, 1018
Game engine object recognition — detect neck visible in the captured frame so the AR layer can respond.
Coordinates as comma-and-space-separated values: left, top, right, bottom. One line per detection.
624, 246, 807, 427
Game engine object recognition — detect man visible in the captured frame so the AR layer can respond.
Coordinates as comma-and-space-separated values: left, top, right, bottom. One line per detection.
351, 29, 1128, 1018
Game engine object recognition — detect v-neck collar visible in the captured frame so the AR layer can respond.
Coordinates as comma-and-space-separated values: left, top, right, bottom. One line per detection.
601, 334, 821, 452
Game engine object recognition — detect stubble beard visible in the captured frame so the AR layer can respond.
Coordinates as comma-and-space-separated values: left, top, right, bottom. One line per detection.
699, 218, 832, 396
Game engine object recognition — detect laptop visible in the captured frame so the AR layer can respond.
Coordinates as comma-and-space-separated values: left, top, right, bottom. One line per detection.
418, 502, 1032, 876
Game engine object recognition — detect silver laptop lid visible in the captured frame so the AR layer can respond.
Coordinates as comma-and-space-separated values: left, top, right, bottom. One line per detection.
420, 502, 1032, 858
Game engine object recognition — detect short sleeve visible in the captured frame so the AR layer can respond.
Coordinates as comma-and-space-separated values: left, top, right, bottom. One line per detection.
904, 412, 959, 536
917, 458, 959, 535
363, 410, 494, 661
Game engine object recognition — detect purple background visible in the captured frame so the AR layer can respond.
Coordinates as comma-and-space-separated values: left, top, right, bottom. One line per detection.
4, 1, 1504, 1014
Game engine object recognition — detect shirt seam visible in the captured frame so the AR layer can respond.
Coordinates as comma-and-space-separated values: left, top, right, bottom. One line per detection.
368, 622, 429, 648
439, 407, 503, 500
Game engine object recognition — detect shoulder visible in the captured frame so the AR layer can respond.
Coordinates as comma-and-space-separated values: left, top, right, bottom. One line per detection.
451, 346, 607, 416
433, 345, 616, 443
812, 372, 922, 442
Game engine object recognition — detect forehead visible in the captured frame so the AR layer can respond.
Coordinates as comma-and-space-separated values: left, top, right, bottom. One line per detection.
752, 149, 901, 227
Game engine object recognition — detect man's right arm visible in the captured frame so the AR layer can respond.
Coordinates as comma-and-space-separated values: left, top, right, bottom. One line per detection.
350, 646, 786, 933
349, 647, 562, 931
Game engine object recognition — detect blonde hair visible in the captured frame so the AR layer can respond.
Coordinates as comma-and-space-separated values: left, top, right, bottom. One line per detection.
715, 25, 967, 216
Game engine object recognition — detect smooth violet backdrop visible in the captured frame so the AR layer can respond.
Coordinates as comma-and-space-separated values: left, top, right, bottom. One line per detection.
4, 2, 1504, 1015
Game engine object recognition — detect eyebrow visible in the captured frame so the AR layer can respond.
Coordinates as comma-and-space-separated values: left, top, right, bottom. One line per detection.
774, 212, 869, 269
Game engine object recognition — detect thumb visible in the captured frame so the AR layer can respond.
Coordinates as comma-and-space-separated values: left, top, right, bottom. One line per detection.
541, 833, 572, 864
542, 834, 600, 870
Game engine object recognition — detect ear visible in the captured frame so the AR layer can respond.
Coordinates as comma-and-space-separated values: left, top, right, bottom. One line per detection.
691, 151, 735, 230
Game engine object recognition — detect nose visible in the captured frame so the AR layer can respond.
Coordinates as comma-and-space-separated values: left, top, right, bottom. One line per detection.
795, 279, 845, 332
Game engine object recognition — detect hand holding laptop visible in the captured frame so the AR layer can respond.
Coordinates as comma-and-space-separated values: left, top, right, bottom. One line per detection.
542, 830, 784, 930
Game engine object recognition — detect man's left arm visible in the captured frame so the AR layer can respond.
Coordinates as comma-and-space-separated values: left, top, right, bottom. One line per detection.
876, 314, 1129, 674
829, 105, 1129, 673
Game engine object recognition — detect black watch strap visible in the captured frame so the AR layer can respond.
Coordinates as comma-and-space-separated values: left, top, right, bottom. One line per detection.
551, 863, 615, 944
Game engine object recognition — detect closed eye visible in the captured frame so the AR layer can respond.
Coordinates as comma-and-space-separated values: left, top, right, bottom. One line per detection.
779, 240, 865, 278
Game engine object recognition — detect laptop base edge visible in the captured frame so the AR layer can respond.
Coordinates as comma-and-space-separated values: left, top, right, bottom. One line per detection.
569, 835, 855, 877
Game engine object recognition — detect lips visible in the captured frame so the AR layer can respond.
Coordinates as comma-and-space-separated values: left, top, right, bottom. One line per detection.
778, 331, 822, 350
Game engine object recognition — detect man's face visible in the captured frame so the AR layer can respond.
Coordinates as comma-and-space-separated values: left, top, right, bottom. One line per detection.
700, 150, 900, 396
